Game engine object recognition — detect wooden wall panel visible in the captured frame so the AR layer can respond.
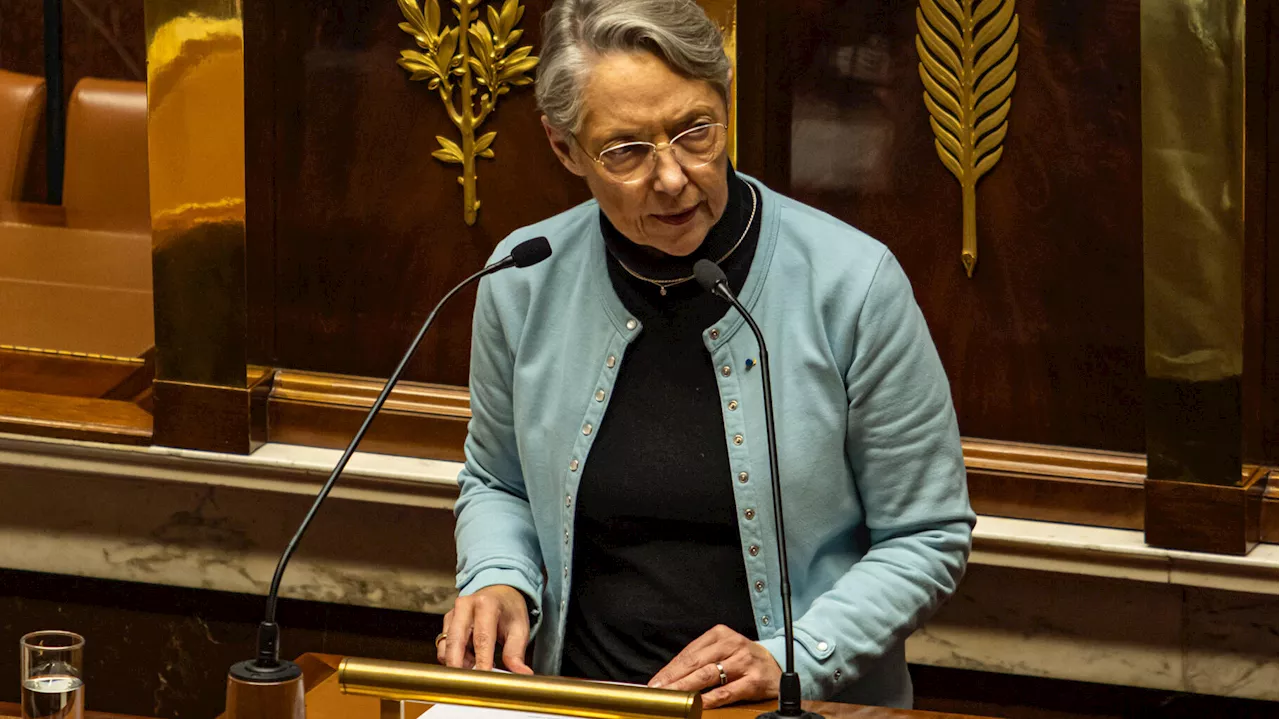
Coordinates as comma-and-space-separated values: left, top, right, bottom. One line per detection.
774, 0, 1145, 452
1259, 2, 1280, 460
0, 0, 145, 202
246, 0, 591, 387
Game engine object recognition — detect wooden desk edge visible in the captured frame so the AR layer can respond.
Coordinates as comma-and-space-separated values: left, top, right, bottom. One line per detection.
2, 654, 995, 719
294, 654, 995, 719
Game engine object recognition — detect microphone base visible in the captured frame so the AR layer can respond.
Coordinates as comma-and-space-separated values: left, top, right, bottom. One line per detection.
757, 711, 825, 719
226, 659, 305, 719
229, 658, 303, 683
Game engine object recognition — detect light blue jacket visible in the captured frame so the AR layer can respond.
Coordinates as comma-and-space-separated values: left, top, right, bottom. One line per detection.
453, 175, 975, 708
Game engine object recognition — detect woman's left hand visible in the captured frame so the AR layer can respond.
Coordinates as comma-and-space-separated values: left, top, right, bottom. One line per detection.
647, 625, 782, 709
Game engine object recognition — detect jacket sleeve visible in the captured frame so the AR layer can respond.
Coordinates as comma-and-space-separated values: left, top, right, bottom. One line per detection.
453, 272, 545, 617
758, 249, 975, 698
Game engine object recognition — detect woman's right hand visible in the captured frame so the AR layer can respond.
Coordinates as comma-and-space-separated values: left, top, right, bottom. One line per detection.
437, 584, 534, 674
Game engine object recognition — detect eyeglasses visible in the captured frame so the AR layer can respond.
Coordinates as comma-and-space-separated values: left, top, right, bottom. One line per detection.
583, 123, 728, 184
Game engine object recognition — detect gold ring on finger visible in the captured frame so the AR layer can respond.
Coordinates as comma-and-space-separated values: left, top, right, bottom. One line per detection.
435, 632, 448, 645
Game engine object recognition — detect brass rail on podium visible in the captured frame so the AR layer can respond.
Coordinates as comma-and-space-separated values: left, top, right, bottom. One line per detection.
339, 658, 702, 719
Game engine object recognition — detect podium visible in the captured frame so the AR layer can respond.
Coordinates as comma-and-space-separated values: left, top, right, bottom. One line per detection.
290, 654, 991, 719
0, 653, 994, 719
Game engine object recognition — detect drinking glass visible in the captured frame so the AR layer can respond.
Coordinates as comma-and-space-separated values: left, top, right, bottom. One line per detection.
20, 631, 84, 719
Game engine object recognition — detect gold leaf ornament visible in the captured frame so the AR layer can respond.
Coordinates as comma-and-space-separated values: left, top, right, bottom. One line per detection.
396, 0, 539, 225
916, 0, 1018, 277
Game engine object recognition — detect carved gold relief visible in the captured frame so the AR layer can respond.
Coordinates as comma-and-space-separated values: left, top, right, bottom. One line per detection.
697, 0, 738, 164
397, 0, 539, 226
916, 0, 1018, 277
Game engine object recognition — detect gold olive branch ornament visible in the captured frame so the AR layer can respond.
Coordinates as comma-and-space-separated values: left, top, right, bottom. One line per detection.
396, 0, 539, 225
916, 0, 1018, 277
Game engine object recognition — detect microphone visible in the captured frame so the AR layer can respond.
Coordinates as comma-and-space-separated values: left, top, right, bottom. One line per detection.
693, 260, 823, 719
226, 237, 552, 705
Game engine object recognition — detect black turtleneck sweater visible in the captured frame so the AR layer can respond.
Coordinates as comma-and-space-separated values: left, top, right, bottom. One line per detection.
559, 164, 763, 684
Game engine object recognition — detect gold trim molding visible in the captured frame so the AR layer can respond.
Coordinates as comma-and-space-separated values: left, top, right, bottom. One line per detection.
916, 0, 1019, 277
0, 344, 146, 365
397, 0, 539, 226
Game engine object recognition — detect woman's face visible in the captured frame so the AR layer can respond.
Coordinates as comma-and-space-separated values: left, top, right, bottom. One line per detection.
543, 51, 730, 257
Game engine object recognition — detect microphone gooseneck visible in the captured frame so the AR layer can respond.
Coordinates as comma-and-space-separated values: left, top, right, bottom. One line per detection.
693, 260, 823, 719
231, 237, 552, 684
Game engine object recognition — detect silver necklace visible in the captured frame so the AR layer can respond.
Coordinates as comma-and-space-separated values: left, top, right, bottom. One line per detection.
613, 181, 758, 296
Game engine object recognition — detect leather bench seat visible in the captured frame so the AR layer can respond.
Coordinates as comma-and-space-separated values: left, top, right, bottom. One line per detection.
0, 70, 46, 202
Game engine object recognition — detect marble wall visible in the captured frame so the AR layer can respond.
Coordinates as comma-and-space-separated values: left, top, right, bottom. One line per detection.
907, 564, 1279, 702
1, 434, 1276, 717
0, 568, 443, 718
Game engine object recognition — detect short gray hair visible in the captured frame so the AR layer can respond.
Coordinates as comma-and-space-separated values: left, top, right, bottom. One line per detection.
535, 0, 732, 134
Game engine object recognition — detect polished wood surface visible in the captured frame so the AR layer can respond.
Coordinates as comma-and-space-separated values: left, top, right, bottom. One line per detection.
1264, 471, 1279, 544
244, 0, 590, 386
1145, 470, 1269, 555
1259, 2, 1280, 460
0, 387, 151, 444
0, 209, 153, 357
267, 370, 469, 462
0, 348, 147, 399
152, 370, 271, 455
771, 0, 1144, 453
225, 673, 306, 719
293, 654, 993, 719
1241, 0, 1279, 466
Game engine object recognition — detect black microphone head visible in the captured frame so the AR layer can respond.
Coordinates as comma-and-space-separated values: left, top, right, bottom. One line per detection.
693, 259, 728, 294
511, 236, 552, 268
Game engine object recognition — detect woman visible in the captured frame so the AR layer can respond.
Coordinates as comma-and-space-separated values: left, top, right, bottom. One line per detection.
437, 0, 974, 710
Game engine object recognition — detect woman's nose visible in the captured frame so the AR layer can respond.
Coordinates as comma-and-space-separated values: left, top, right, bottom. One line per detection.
651, 149, 689, 196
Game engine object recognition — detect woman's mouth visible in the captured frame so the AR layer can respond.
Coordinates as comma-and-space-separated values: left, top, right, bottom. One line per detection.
653, 206, 698, 226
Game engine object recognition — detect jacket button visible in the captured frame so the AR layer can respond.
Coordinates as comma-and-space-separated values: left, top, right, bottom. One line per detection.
733, 434, 744, 445
727, 400, 739, 411
565, 495, 572, 508
582, 424, 592, 436
749, 545, 760, 556
754, 580, 765, 592
626, 319, 638, 331
744, 508, 755, 520
834, 669, 842, 681
738, 471, 749, 483
817, 642, 829, 652
761, 615, 771, 626
709, 328, 720, 340
594, 389, 605, 402
606, 355, 617, 368
721, 365, 732, 377
569, 459, 579, 471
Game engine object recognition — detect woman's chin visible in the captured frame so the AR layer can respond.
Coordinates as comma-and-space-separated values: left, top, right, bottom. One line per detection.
643, 220, 711, 257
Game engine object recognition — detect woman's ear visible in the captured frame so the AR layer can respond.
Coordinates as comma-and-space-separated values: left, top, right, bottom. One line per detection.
542, 116, 588, 178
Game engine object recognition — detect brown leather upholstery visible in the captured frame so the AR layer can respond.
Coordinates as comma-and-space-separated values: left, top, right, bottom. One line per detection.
0, 70, 47, 201
63, 77, 150, 230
